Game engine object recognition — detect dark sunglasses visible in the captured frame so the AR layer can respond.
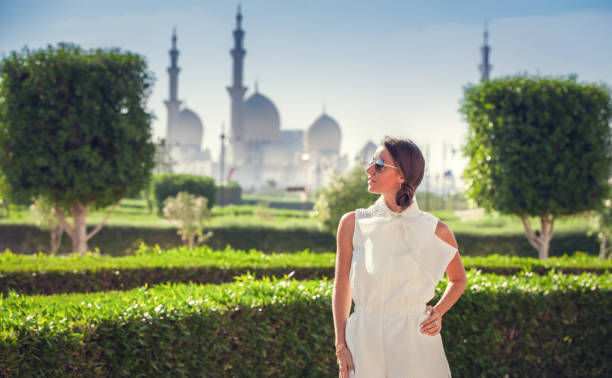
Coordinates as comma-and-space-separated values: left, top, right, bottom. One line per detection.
366, 157, 399, 174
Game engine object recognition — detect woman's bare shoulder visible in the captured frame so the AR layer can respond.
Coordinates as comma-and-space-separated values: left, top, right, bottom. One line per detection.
338, 211, 355, 229
337, 211, 356, 240
434, 221, 458, 248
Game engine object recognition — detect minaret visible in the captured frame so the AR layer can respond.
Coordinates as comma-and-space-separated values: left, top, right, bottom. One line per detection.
219, 123, 226, 204
227, 6, 248, 165
479, 23, 492, 82
220, 123, 226, 184
165, 28, 181, 146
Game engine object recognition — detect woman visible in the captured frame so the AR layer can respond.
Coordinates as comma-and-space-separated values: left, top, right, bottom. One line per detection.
332, 137, 467, 377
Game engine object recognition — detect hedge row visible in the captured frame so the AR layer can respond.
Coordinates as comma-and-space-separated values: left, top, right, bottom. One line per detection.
1, 271, 611, 377
0, 223, 600, 257
3, 247, 609, 274
1, 247, 610, 295
0, 224, 336, 256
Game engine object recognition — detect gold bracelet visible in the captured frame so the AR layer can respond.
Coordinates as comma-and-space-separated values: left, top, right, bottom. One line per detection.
335, 344, 346, 356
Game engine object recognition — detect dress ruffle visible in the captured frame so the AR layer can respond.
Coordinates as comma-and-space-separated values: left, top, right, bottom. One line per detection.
357, 197, 457, 284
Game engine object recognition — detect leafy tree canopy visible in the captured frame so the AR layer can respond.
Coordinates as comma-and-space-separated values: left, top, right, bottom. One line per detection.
0, 43, 156, 210
461, 75, 612, 217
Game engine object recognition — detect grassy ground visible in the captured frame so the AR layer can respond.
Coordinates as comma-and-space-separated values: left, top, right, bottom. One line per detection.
0, 199, 319, 229
242, 192, 315, 203
0, 198, 591, 235
450, 211, 590, 235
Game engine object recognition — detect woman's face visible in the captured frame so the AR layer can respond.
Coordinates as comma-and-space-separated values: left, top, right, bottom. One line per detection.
365, 145, 404, 194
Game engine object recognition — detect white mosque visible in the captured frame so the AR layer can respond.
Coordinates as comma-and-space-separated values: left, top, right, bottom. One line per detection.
164, 8, 348, 192
164, 9, 492, 194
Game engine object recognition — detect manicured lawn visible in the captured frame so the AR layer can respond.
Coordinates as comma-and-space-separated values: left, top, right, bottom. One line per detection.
0, 199, 319, 229
0, 198, 592, 235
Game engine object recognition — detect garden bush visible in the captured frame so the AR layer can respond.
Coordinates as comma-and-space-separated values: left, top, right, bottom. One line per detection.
153, 174, 217, 212
1, 271, 610, 376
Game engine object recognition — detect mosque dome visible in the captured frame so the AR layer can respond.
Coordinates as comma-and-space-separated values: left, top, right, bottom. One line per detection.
306, 113, 341, 153
243, 92, 281, 141
175, 108, 203, 147
357, 140, 378, 162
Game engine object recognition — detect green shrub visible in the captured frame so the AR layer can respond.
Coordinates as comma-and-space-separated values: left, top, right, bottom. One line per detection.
163, 192, 212, 249
1, 272, 611, 376
153, 174, 217, 212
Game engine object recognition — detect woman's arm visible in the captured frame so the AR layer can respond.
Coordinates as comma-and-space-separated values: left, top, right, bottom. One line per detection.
333, 211, 355, 346
433, 221, 467, 317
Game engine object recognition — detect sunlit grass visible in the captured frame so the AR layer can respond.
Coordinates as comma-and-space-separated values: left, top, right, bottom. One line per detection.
449, 211, 590, 235
0, 198, 318, 229
0, 198, 592, 235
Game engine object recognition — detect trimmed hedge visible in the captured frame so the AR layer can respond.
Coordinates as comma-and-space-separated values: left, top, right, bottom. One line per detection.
1, 271, 611, 376
0, 224, 335, 256
153, 174, 217, 211
1, 248, 610, 295
0, 223, 600, 257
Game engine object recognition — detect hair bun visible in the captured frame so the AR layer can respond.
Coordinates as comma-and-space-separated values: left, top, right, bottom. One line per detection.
396, 182, 414, 208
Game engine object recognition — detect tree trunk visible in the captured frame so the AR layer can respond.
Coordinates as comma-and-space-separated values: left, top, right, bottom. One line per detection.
600, 235, 609, 260
520, 213, 555, 260
49, 226, 63, 255
71, 202, 88, 255
56, 200, 121, 255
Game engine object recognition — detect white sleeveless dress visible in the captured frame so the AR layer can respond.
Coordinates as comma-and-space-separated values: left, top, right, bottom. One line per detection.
345, 196, 457, 377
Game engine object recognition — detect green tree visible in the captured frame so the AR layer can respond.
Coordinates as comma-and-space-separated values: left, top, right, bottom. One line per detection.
315, 165, 378, 235
163, 191, 212, 250
0, 44, 155, 255
461, 75, 612, 259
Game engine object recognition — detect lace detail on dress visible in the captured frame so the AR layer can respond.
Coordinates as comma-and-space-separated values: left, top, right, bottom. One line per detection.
353, 205, 375, 250
371, 198, 388, 218
355, 205, 375, 220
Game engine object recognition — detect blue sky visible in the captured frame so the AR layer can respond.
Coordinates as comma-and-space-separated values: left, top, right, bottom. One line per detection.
2, 0, 611, 189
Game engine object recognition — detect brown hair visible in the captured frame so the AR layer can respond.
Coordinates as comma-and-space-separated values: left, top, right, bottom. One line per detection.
382, 136, 425, 209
